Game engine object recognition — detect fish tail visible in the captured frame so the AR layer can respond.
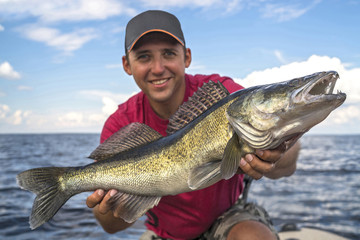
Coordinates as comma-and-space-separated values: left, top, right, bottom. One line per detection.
17, 167, 73, 229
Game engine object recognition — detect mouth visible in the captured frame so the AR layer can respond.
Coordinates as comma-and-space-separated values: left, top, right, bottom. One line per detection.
307, 71, 338, 95
149, 77, 171, 86
295, 71, 344, 102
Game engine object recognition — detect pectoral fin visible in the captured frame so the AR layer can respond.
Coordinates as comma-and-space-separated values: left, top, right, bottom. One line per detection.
221, 134, 243, 180
108, 192, 161, 223
188, 160, 222, 190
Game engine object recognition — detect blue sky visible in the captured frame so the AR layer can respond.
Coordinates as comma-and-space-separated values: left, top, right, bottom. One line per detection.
0, 0, 359, 134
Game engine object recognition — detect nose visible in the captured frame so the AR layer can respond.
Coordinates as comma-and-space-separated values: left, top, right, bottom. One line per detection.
151, 56, 165, 75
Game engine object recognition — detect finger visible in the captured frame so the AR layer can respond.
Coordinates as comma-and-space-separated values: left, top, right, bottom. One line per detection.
98, 189, 118, 215
245, 154, 275, 173
86, 189, 105, 208
256, 148, 283, 163
239, 158, 263, 180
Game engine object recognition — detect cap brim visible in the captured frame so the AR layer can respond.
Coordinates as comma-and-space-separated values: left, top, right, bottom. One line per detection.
127, 29, 185, 52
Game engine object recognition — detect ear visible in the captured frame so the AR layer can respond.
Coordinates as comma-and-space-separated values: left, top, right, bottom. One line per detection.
185, 48, 192, 68
122, 55, 132, 75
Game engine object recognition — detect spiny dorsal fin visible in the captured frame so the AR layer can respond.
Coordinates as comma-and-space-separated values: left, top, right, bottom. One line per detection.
89, 122, 162, 161
167, 80, 230, 135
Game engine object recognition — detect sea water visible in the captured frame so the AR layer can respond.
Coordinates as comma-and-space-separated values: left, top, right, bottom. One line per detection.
0, 134, 359, 239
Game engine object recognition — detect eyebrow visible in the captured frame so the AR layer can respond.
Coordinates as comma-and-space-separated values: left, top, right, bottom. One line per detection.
134, 49, 150, 56
133, 47, 179, 56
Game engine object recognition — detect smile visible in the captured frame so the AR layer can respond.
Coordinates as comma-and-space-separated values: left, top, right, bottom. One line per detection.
150, 78, 171, 85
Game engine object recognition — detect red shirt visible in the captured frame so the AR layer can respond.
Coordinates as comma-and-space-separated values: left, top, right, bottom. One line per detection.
101, 74, 244, 239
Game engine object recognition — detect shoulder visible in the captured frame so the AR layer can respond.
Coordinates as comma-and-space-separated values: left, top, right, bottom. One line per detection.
186, 73, 243, 94
100, 92, 145, 143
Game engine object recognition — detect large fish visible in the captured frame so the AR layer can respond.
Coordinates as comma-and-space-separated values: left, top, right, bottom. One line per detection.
17, 71, 346, 229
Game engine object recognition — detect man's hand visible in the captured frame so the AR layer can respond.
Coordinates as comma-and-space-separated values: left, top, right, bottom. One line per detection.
86, 189, 134, 233
239, 141, 300, 180
86, 189, 117, 215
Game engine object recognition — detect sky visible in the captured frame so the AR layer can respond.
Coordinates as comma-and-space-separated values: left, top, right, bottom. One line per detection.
0, 0, 359, 134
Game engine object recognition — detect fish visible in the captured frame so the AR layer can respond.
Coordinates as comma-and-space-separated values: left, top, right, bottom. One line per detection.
17, 71, 346, 229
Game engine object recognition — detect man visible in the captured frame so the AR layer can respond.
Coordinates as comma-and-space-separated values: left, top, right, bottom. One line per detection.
86, 10, 300, 240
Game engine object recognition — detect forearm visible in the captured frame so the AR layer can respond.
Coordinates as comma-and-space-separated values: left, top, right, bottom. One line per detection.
93, 205, 134, 233
265, 141, 300, 179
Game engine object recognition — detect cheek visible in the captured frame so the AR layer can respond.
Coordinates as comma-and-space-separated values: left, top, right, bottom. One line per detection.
131, 64, 148, 80
168, 60, 186, 74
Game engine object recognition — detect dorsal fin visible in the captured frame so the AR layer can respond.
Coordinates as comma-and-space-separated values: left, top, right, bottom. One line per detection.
89, 122, 162, 161
166, 81, 230, 135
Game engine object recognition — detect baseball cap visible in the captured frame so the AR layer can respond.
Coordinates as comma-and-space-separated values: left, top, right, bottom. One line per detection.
125, 10, 185, 52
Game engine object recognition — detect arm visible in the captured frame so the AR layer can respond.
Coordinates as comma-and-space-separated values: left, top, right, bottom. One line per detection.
86, 189, 134, 233
239, 141, 301, 180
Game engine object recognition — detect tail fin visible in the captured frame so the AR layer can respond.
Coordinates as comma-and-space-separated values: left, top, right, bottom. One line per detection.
17, 167, 72, 229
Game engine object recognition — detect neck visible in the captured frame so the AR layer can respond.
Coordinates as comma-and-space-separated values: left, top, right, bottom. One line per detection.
150, 92, 185, 120
149, 80, 186, 119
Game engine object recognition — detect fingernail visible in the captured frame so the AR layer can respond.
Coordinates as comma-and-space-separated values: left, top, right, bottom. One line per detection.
246, 154, 253, 162
257, 150, 264, 157
240, 158, 247, 166
97, 189, 104, 196
110, 189, 117, 197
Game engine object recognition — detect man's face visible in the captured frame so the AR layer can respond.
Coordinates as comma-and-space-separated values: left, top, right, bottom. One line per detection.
123, 33, 191, 106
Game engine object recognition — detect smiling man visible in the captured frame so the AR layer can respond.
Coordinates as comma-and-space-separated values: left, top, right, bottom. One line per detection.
86, 10, 300, 240
123, 32, 191, 120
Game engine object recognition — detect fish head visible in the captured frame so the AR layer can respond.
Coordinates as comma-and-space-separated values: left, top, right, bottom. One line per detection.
227, 71, 346, 150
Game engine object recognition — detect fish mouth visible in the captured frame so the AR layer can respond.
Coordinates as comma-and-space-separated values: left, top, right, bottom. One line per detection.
293, 71, 345, 103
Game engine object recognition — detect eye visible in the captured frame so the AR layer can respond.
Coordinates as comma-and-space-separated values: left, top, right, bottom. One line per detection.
137, 54, 150, 61
163, 50, 176, 57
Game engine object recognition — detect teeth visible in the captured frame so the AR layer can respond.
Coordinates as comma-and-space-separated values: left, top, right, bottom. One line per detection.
152, 78, 168, 85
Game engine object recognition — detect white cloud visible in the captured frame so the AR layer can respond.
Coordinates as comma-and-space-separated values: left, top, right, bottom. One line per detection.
235, 54, 360, 133
20, 25, 98, 53
261, 0, 322, 22
57, 112, 84, 127
105, 63, 123, 69
1, 54, 359, 133
139, 0, 220, 8
80, 89, 136, 115
11, 110, 24, 125
0, 89, 135, 133
102, 97, 119, 115
138, 0, 246, 13
0, 105, 106, 132
329, 105, 360, 124
0, 61, 21, 80
0, 104, 31, 125
81, 90, 133, 103
236, 55, 358, 102
54, 111, 107, 130
0, 104, 10, 119
0, 24, 4, 31
274, 50, 287, 64
187, 61, 213, 75
18, 85, 33, 91
0, 0, 319, 56
0, 0, 321, 26
1, 0, 133, 54
138, 0, 322, 20
0, 0, 135, 23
